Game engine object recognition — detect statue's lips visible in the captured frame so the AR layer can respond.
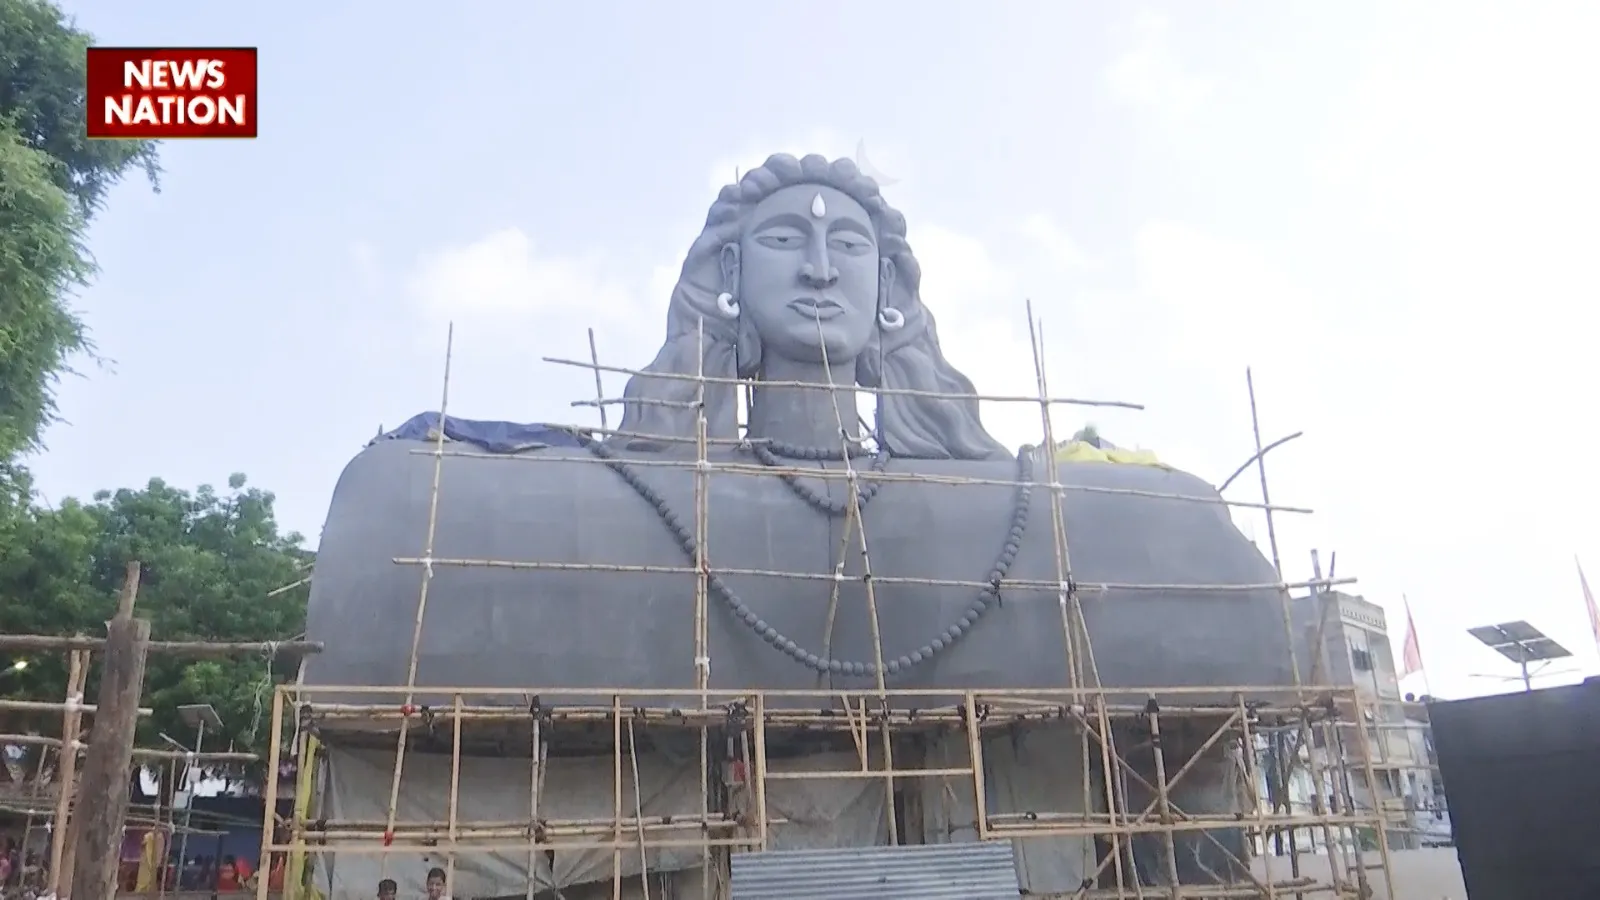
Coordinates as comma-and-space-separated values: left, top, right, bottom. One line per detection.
788, 298, 845, 321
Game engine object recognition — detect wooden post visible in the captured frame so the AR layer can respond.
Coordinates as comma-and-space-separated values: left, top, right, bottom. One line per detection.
70, 561, 151, 900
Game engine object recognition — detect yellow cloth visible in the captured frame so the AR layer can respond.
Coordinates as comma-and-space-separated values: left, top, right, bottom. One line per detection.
1054, 440, 1170, 469
135, 828, 165, 892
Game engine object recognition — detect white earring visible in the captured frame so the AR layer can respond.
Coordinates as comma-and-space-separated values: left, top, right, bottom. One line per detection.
878, 307, 905, 331
716, 292, 740, 318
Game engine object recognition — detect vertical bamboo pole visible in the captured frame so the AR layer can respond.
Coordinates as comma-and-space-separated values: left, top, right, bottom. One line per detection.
1094, 696, 1130, 897
382, 325, 454, 880
19, 737, 48, 893
692, 318, 714, 898
1144, 702, 1183, 898
963, 692, 989, 843
1347, 695, 1398, 900
812, 317, 896, 845
526, 709, 544, 900
1024, 305, 1082, 706
446, 693, 463, 896
47, 648, 88, 897
1236, 696, 1276, 900
254, 687, 286, 900
1244, 369, 1339, 898
752, 693, 769, 852
626, 718, 652, 900
612, 694, 623, 900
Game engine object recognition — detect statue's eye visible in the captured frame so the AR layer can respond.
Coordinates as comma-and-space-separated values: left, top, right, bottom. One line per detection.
755, 231, 804, 249
829, 236, 868, 253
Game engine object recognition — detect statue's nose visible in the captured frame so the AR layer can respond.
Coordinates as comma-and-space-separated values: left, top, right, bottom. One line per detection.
799, 262, 839, 289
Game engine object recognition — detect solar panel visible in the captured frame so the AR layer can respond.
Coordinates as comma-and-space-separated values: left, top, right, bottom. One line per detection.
1467, 620, 1573, 663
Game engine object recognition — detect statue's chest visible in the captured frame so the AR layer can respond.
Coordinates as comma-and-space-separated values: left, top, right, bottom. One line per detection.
614, 455, 1031, 583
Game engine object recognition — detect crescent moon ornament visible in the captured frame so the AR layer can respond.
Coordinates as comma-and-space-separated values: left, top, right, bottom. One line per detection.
855, 139, 901, 187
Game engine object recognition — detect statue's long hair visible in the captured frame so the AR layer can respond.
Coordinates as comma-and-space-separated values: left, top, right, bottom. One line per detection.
616, 153, 1009, 460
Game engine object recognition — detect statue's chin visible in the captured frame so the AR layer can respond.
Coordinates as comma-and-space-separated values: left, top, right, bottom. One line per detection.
765, 332, 870, 369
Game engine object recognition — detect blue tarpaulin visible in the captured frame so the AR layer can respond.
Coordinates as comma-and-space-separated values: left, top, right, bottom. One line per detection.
373, 412, 584, 454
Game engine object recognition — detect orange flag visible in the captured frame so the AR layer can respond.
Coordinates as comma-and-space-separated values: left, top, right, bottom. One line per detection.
1579, 559, 1600, 653
1400, 597, 1424, 678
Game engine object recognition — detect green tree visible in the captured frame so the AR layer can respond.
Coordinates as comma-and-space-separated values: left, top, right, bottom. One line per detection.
0, 474, 311, 760
0, 0, 161, 461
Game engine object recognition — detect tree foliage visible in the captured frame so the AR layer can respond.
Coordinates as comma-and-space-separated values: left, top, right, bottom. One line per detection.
0, 474, 311, 759
0, 0, 160, 460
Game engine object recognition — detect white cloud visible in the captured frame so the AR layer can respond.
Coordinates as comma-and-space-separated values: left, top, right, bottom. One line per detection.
408, 228, 635, 325
1105, 11, 1215, 119
1300, 3, 1600, 698
704, 129, 918, 197
1019, 214, 1093, 270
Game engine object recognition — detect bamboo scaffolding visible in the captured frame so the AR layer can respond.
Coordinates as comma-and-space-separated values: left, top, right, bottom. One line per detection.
690, 320, 713, 900
542, 354, 1144, 409
374, 325, 455, 889
388, 556, 1353, 596
270, 317, 1396, 900
407, 446, 1319, 515
0, 733, 257, 762
811, 313, 899, 846
0, 635, 322, 657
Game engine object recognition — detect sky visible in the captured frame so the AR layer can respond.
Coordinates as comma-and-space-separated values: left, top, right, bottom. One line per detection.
32, 1, 1600, 702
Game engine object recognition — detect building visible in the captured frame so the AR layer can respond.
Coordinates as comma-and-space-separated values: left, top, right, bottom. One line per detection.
1289, 590, 1447, 850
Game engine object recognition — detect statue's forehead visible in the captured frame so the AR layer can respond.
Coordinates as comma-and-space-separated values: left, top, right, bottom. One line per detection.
747, 184, 870, 228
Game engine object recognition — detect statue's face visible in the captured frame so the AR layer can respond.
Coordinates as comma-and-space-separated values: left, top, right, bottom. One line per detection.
737, 184, 879, 365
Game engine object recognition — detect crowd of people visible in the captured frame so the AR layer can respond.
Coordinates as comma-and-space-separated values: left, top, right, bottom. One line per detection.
375, 867, 451, 900
0, 840, 49, 898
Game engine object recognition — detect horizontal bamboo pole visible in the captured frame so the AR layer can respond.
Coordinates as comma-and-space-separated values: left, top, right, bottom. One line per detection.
0, 733, 257, 762
320, 813, 747, 831
284, 683, 1360, 701
392, 555, 1354, 597
0, 634, 322, 657
0, 699, 151, 716
267, 835, 758, 855
309, 820, 735, 841
408, 447, 1316, 515
542, 354, 1145, 410
763, 766, 974, 781
1079, 880, 1331, 900
985, 812, 1381, 838
296, 702, 1328, 728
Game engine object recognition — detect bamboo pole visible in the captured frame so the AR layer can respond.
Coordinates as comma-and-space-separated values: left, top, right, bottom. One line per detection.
445, 694, 463, 896
0, 698, 152, 715
611, 695, 623, 900
0, 635, 322, 657
691, 318, 713, 900
0, 733, 255, 762
626, 716, 651, 900
812, 314, 897, 846
525, 705, 544, 900
254, 687, 286, 900
406, 445, 1318, 515
388, 556, 1349, 595
543, 352, 1144, 409
47, 647, 88, 898
380, 324, 454, 882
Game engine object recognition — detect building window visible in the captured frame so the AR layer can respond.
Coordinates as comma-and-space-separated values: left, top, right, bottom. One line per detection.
1351, 648, 1374, 671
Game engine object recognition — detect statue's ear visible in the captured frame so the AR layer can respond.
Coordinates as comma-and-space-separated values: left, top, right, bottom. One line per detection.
720, 243, 741, 297
878, 256, 897, 311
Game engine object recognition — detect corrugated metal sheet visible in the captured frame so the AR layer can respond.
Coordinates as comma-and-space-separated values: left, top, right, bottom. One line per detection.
730, 842, 1021, 900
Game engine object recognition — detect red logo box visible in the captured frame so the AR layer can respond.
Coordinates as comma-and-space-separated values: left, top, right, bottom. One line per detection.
85, 47, 258, 139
